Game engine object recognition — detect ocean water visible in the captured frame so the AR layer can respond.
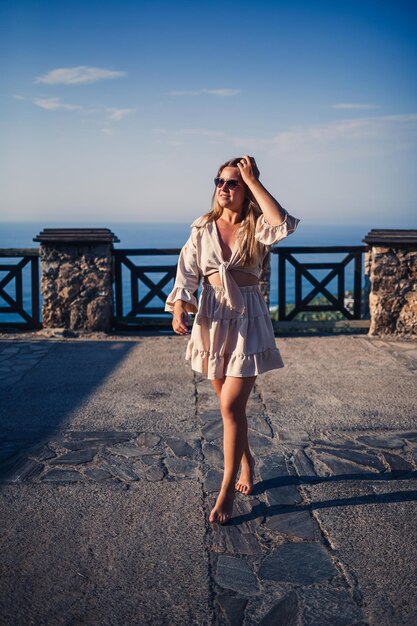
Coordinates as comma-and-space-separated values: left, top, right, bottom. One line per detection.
0, 221, 371, 322
0, 220, 371, 250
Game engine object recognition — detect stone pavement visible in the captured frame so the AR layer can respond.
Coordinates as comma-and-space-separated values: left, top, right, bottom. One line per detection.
0, 333, 416, 626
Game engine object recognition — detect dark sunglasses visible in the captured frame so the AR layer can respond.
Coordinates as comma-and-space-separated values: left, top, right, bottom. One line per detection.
214, 177, 240, 190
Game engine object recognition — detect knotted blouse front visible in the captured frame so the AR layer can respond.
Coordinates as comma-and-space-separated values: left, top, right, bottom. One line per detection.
165, 209, 301, 314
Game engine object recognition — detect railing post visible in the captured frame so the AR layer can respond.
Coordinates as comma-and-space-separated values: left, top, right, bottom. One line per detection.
34, 228, 119, 333
353, 251, 362, 319
363, 229, 417, 336
31, 256, 40, 328
259, 251, 271, 309
278, 250, 286, 321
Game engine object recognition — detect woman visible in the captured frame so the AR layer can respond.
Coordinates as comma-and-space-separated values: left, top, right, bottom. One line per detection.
165, 155, 300, 524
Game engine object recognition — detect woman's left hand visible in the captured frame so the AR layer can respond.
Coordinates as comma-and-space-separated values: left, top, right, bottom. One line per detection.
237, 155, 260, 186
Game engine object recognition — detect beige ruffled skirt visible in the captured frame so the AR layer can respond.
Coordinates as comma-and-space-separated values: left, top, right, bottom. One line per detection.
185, 283, 284, 379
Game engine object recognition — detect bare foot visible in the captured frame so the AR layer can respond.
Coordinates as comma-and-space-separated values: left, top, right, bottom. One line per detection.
209, 486, 235, 524
235, 458, 256, 495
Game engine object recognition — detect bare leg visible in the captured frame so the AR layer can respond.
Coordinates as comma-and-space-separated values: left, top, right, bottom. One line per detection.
210, 377, 256, 496
209, 375, 256, 524
210, 377, 225, 401
236, 440, 256, 495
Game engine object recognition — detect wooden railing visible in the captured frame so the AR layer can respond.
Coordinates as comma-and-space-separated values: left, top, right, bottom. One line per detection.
274, 245, 366, 320
111, 246, 370, 331
0, 249, 41, 330
113, 249, 179, 327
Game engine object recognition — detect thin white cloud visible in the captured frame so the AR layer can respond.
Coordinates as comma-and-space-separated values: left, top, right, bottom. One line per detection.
106, 107, 136, 121
34, 66, 127, 85
33, 98, 138, 123
153, 127, 226, 139
167, 88, 240, 97
101, 127, 115, 136
267, 112, 417, 161
13, 95, 25, 100
175, 127, 226, 137
332, 103, 380, 110
34, 97, 82, 111
273, 113, 417, 143
153, 113, 417, 158
378, 113, 417, 123
167, 90, 201, 96
272, 119, 370, 146
204, 88, 240, 97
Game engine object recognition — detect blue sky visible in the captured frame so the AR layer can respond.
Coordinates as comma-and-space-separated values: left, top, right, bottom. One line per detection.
1, 0, 416, 226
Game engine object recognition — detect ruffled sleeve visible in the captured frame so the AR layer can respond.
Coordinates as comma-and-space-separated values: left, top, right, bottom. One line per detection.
254, 210, 301, 246
164, 228, 201, 314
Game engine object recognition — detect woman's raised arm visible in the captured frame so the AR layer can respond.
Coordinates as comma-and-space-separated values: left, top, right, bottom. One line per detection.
237, 155, 287, 226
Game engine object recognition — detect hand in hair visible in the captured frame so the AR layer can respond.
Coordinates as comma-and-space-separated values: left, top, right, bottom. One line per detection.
237, 155, 260, 185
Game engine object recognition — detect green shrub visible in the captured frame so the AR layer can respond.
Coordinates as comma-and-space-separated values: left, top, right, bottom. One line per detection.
270, 289, 368, 321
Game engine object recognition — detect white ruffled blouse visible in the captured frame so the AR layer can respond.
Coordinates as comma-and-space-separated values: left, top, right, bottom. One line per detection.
165, 209, 301, 314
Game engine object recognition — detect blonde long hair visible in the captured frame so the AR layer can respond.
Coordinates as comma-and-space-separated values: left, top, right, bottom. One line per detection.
200, 157, 263, 266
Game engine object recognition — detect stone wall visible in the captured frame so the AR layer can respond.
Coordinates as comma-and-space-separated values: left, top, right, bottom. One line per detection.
259, 252, 271, 309
40, 243, 114, 332
34, 229, 119, 333
365, 244, 417, 336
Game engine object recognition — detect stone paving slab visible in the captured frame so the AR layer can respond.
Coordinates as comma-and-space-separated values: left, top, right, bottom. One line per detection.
257, 335, 417, 432
0, 334, 416, 625
0, 337, 196, 432
300, 478, 417, 626
0, 482, 211, 626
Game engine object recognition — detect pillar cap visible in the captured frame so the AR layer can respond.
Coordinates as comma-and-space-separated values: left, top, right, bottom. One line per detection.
34, 228, 120, 243
362, 229, 417, 245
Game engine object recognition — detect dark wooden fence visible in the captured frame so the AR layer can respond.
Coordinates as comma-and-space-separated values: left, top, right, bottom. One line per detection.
113, 248, 179, 323
275, 245, 365, 320
112, 245, 370, 331
0, 249, 41, 330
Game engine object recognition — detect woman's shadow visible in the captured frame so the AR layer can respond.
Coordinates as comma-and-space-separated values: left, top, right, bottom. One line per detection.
229, 468, 417, 527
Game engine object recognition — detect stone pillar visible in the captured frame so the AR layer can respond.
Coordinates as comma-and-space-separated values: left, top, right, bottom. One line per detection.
34, 228, 119, 333
259, 251, 271, 310
363, 229, 417, 336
